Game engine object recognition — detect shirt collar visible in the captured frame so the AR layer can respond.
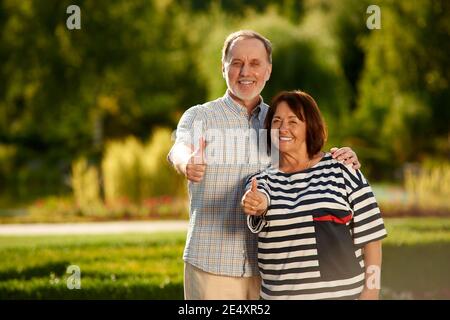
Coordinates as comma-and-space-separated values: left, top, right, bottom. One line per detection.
223, 90, 266, 121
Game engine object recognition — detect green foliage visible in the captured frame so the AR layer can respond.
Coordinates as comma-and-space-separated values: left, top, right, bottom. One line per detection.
0, 144, 16, 191
102, 136, 145, 204
185, 0, 304, 22
404, 162, 450, 213
71, 157, 102, 215
24, 196, 79, 223
320, 0, 371, 108
353, 0, 450, 178
102, 128, 186, 204
0, 0, 205, 141
0, 0, 206, 197
0, 0, 448, 203
0, 196, 188, 223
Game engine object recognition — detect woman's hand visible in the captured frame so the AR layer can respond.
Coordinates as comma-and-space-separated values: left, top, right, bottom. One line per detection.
330, 147, 361, 170
241, 178, 268, 216
360, 242, 383, 300
359, 288, 380, 300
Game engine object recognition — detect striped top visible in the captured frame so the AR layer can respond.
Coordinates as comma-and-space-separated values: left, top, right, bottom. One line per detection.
168, 91, 272, 276
247, 153, 387, 300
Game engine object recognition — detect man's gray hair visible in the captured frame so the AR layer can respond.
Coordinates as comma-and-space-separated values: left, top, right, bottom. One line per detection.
222, 30, 272, 64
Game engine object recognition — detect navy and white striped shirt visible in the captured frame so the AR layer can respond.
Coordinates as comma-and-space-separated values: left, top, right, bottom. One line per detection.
247, 153, 387, 300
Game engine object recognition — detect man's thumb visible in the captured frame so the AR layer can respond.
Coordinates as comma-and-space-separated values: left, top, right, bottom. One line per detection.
193, 137, 206, 164
199, 137, 206, 156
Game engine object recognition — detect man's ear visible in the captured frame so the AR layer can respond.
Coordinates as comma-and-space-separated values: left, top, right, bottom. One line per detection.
265, 64, 272, 81
221, 63, 225, 78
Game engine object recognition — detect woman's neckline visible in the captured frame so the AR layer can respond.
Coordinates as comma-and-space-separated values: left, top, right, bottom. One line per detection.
276, 152, 329, 175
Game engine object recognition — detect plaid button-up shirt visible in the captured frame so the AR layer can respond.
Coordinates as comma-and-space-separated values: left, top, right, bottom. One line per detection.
168, 91, 271, 277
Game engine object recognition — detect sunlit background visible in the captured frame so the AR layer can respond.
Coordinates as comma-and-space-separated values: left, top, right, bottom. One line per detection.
0, 0, 449, 299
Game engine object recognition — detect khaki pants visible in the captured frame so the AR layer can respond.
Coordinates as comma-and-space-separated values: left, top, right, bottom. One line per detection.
184, 263, 261, 300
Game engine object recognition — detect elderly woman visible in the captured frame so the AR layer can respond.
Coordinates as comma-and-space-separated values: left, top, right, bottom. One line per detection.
241, 91, 387, 300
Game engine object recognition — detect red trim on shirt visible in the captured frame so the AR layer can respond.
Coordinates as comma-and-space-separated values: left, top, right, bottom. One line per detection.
313, 213, 352, 224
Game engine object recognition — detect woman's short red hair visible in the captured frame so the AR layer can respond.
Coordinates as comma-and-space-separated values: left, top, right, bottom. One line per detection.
265, 90, 328, 159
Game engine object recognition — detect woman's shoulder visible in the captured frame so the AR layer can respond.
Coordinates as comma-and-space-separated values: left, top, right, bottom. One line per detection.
333, 159, 367, 187
321, 152, 365, 182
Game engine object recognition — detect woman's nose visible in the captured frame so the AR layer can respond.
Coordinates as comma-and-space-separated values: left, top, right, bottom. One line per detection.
279, 121, 289, 131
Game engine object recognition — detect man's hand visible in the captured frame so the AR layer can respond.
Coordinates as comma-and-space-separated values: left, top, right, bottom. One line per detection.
330, 147, 361, 170
241, 178, 268, 216
180, 137, 207, 183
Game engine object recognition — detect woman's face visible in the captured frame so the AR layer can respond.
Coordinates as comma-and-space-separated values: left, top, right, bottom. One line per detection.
271, 101, 307, 154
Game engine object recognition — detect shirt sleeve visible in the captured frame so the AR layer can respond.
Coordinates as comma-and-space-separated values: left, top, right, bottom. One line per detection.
167, 105, 204, 165
341, 164, 387, 247
245, 171, 270, 233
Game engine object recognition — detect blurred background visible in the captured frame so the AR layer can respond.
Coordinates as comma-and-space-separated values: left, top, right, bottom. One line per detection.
0, 0, 449, 299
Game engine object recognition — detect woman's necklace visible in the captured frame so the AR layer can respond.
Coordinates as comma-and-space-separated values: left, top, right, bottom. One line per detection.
282, 158, 311, 173
302, 158, 312, 171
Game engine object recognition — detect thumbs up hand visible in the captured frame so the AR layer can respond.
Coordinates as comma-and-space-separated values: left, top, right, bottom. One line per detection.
241, 177, 269, 216
185, 137, 207, 183
191, 137, 206, 165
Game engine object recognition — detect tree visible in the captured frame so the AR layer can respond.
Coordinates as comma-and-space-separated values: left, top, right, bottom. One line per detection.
354, 0, 450, 179
0, 0, 206, 195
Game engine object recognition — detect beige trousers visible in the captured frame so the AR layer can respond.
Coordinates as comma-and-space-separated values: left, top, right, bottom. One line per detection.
184, 263, 261, 300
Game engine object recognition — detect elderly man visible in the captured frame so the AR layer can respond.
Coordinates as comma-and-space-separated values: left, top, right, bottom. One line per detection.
168, 30, 360, 300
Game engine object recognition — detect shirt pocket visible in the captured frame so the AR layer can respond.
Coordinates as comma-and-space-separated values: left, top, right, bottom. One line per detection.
313, 210, 362, 281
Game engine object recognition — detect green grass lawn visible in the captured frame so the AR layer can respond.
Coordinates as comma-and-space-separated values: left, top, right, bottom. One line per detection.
381, 217, 450, 299
0, 232, 185, 299
0, 217, 449, 299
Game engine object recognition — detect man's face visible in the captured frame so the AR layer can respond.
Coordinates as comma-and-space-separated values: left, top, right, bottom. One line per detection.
222, 38, 272, 105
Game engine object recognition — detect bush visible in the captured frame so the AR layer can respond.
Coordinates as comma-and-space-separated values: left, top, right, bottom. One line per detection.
102, 128, 186, 205
404, 162, 450, 213
71, 158, 103, 216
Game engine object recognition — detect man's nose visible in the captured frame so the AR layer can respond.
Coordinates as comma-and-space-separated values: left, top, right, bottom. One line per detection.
239, 63, 250, 76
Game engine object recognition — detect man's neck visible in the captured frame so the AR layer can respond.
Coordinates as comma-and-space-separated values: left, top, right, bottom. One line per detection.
228, 91, 261, 115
